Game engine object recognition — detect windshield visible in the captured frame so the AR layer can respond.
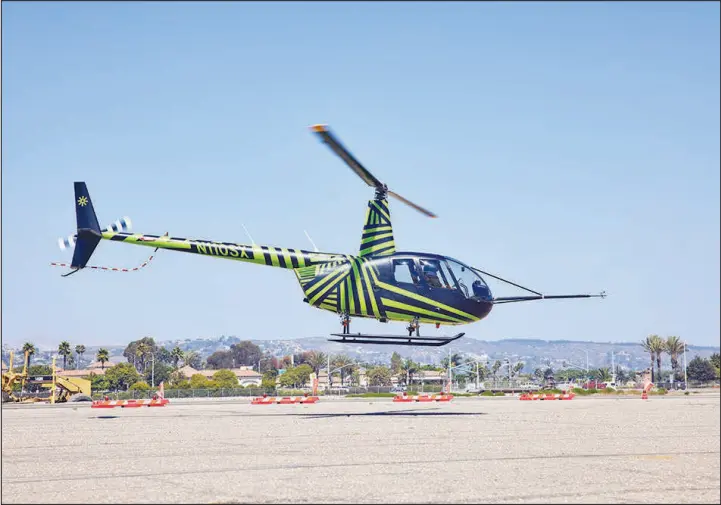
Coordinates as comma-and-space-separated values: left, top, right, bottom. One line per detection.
444, 258, 491, 300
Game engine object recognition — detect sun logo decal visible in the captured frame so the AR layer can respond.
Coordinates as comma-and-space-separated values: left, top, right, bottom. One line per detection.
77, 196, 88, 207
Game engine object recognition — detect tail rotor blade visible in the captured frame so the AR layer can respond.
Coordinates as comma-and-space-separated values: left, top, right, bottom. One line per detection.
57, 216, 132, 252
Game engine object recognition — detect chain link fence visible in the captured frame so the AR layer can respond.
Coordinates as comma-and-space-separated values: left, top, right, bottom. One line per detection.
91, 384, 451, 400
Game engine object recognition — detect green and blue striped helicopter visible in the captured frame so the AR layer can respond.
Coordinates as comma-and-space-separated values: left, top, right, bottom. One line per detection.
54, 124, 606, 347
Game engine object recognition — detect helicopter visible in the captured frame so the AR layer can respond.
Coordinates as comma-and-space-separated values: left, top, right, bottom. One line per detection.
55, 124, 606, 347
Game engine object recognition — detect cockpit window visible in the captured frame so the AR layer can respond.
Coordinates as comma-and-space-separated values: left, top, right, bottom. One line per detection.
419, 259, 454, 289
392, 258, 420, 285
444, 258, 492, 300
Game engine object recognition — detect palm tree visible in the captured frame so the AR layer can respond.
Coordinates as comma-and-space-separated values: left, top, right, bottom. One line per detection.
171, 346, 184, 369
512, 362, 525, 379
441, 353, 464, 370
75, 344, 86, 369
306, 351, 327, 376
136, 342, 151, 372
665, 336, 687, 381
596, 367, 612, 382
641, 335, 663, 382
331, 355, 354, 386
491, 360, 502, 378
400, 359, 418, 386
58, 341, 72, 370
651, 336, 666, 381
183, 351, 200, 368
533, 368, 544, 383
22, 342, 36, 368
96, 348, 110, 369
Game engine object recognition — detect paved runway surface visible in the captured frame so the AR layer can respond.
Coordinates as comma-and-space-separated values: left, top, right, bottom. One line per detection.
2, 394, 719, 503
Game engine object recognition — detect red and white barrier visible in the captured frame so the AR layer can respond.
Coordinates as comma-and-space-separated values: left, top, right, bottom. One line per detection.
392, 393, 453, 403
92, 382, 170, 409
251, 395, 320, 405
519, 392, 575, 401
91, 398, 169, 409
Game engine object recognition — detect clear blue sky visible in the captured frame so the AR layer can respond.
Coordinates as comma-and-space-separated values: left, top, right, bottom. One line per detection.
3, 2, 719, 350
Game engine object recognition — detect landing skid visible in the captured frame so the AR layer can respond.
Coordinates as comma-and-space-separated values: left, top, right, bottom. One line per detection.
328, 332, 465, 347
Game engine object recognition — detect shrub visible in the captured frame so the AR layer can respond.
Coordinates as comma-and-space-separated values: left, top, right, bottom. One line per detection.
212, 369, 240, 389
128, 381, 150, 392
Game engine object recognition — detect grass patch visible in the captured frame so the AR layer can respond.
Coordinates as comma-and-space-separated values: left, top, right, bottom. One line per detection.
346, 392, 459, 399
345, 393, 398, 398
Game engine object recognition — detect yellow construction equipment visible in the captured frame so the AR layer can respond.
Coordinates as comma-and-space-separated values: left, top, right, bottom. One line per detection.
2, 351, 30, 402
2, 354, 92, 403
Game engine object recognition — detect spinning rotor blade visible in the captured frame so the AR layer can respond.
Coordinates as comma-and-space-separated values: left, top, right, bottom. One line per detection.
310, 124, 382, 188
388, 190, 437, 218
310, 124, 436, 218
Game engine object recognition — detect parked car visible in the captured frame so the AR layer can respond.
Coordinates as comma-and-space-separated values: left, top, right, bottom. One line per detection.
518, 383, 540, 391
656, 381, 686, 390
465, 383, 486, 393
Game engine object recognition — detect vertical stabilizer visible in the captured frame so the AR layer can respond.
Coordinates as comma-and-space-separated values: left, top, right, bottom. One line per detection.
70, 182, 102, 269
359, 198, 395, 257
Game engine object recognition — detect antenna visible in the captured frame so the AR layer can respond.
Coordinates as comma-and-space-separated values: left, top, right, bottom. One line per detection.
304, 230, 319, 252
241, 224, 256, 245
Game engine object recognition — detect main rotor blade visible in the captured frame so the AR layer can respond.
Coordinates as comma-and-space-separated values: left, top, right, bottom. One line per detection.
309, 124, 383, 189
388, 190, 437, 218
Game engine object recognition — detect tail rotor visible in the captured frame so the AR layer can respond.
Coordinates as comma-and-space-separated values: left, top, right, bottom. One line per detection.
52, 182, 156, 277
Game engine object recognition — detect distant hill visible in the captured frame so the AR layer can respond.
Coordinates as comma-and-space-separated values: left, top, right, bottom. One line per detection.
4, 335, 718, 373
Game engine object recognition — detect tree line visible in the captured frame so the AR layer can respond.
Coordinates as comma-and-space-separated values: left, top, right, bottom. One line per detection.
9, 336, 720, 392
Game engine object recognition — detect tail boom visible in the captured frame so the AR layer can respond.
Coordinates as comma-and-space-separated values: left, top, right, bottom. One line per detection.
101, 231, 343, 269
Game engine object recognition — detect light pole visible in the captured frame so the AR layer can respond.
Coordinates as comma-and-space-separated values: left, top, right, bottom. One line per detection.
447, 357, 487, 391
329, 363, 356, 393
570, 348, 590, 382
447, 348, 452, 392
257, 356, 274, 374
562, 362, 587, 388
149, 352, 155, 388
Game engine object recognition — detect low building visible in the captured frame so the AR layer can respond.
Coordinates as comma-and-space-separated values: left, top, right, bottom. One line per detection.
176, 365, 262, 387
54, 360, 119, 378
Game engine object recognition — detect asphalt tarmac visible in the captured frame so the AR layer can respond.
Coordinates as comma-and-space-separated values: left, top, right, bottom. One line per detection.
2, 394, 719, 503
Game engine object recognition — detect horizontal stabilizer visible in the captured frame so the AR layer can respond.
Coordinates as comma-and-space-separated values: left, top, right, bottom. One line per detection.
328, 332, 465, 347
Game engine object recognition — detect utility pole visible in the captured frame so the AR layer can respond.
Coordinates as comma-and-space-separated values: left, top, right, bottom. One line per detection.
448, 348, 452, 393
327, 353, 331, 391
611, 351, 615, 384
151, 353, 155, 388
683, 340, 688, 390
